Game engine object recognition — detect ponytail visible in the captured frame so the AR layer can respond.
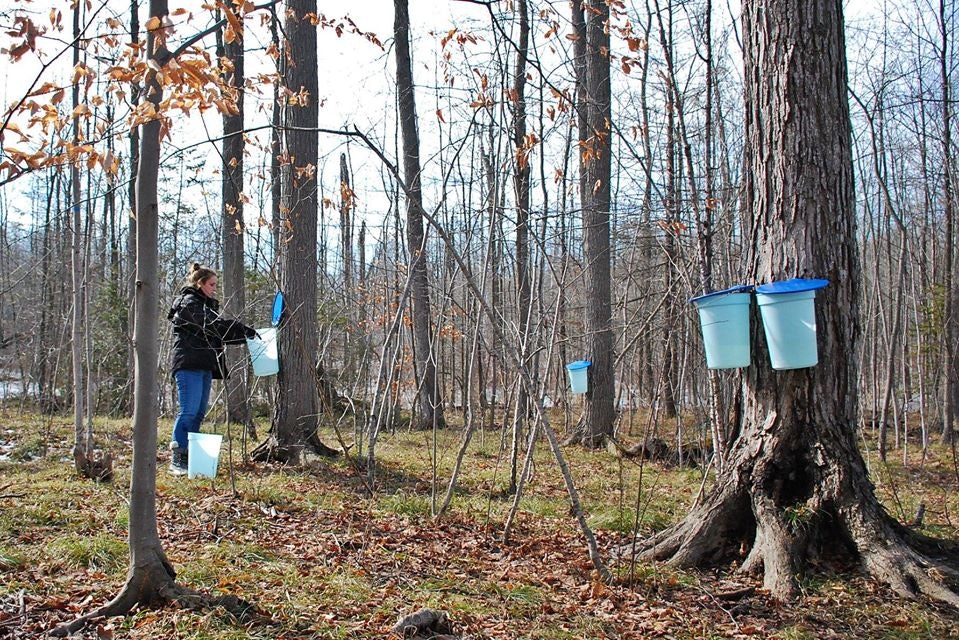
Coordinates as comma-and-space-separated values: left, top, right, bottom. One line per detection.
185, 263, 217, 288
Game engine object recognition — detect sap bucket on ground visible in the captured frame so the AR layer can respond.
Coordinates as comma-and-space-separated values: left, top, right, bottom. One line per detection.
690, 285, 753, 369
247, 327, 279, 377
187, 432, 223, 480
566, 360, 591, 394
755, 278, 829, 370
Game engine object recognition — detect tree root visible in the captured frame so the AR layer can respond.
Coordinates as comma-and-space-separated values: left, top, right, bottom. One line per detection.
305, 431, 340, 458
73, 448, 114, 483
250, 431, 339, 464
863, 545, 959, 607
634, 482, 959, 608
638, 487, 752, 568
606, 436, 705, 467
249, 439, 302, 464
51, 564, 263, 636
848, 509, 959, 606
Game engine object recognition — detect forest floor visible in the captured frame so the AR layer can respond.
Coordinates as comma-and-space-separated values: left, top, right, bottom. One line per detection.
1, 405, 958, 639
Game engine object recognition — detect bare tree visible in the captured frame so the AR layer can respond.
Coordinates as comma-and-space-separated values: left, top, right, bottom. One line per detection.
508, 0, 532, 493
252, 0, 335, 463
567, 0, 614, 448
218, 5, 253, 433
394, 0, 444, 431
55, 4, 249, 632
638, 0, 959, 605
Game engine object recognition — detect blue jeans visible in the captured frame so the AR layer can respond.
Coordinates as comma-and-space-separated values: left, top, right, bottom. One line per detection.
171, 369, 212, 450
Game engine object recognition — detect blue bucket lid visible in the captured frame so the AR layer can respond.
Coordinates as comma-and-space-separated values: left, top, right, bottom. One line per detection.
689, 284, 753, 304
566, 360, 591, 371
271, 291, 285, 327
755, 278, 829, 295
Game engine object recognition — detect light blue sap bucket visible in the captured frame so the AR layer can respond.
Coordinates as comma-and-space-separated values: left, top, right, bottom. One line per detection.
187, 432, 223, 479
247, 327, 279, 377
566, 360, 592, 394
755, 279, 829, 370
690, 285, 753, 369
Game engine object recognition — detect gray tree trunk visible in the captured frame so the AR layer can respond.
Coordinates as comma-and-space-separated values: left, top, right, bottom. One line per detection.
568, 0, 614, 448
253, 0, 334, 463
339, 152, 354, 295
219, 15, 252, 432
639, 0, 959, 606
54, 3, 177, 632
70, 0, 89, 469
123, 0, 140, 418
394, 0, 444, 431
938, 0, 957, 446
508, 0, 531, 494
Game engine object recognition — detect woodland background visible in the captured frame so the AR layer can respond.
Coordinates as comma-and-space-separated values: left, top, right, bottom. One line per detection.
0, 0, 958, 637
0, 0, 955, 462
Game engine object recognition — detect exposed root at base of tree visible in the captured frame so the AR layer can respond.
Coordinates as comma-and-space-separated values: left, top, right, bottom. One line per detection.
562, 419, 606, 449
73, 448, 114, 483
410, 414, 447, 431
50, 564, 264, 637
629, 482, 959, 608
606, 436, 705, 468
250, 431, 340, 465
852, 511, 959, 606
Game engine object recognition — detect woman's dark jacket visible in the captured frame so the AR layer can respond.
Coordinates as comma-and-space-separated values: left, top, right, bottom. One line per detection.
168, 286, 255, 379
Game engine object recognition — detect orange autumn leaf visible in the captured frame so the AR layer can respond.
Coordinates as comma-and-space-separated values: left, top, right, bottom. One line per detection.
218, 2, 244, 40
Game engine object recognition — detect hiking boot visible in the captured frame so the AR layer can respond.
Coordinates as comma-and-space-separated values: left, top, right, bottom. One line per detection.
169, 446, 188, 476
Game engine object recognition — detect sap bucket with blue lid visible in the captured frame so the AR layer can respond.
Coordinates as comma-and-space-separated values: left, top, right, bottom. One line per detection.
246, 291, 284, 377
565, 360, 591, 394
755, 278, 829, 370
690, 285, 754, 369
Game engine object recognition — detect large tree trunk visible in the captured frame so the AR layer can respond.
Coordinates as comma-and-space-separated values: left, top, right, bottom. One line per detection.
394, 0, 444, 431
638, 0, 959, 606
219, 13, 253, 433
252, 0, 334, 464
567, 0, 614, 448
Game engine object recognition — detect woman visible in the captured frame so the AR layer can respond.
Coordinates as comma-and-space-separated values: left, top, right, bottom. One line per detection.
167, 263, 257, 475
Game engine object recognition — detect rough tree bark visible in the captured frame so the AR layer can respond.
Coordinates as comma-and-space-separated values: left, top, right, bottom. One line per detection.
394, 0, 445, 431
219, 7, 253, 433
251, 0, 336, 464
638, 0, 959, 605
566, 0, 615, 448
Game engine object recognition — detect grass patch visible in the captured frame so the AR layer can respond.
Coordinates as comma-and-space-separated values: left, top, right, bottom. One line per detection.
46, 533, 127, 574
0, 546, 27, 571
378, 490, 432, 517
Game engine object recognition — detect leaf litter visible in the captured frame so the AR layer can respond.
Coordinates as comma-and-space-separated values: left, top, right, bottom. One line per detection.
1, 424, 958, 638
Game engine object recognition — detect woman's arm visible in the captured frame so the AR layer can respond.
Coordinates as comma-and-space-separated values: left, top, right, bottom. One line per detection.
207, 310, 256, 345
